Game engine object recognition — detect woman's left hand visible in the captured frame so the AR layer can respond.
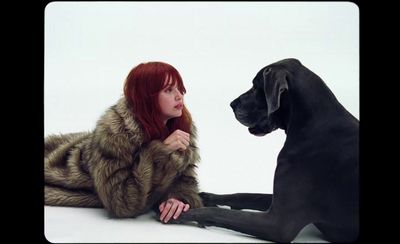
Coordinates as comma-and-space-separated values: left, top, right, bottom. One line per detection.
159, 197, 190, 223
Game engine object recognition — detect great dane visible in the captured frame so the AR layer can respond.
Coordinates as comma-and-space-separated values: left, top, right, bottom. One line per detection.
172, 58, 359, 242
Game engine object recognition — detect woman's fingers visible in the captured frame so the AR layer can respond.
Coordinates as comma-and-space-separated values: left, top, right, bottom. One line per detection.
178, 131, 190, 142
173, 203, 185, 220
160, 200, 173, 221
163, 129, 191, 152
159, 199, 190, 223
163, 202, 179, 223
183, 203, 190, 212
159, 201, 166, 212
178, 136, 190, 147
173, 130, 190, 143
171, 138, 188, 151
177, 140, 187, 151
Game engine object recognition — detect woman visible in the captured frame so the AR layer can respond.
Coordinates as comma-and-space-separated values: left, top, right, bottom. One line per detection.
45, 61, 203, 223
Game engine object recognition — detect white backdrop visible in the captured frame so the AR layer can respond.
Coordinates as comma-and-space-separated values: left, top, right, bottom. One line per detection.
45, 2, 359, 195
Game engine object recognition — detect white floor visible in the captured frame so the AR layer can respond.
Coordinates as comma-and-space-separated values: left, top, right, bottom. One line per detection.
45, 206, 328, 243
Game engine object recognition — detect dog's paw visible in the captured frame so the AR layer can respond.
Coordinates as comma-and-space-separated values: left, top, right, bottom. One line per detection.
169, 218, 206, 228
168, 211, 206, 228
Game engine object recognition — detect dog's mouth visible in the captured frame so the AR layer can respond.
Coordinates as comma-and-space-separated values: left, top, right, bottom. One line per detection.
247, 117, 277, 136
233, 113, 254, 127
233, 109, 275, 137
248, 126, 267, 137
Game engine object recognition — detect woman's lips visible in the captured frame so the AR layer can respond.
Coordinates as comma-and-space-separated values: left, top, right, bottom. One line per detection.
174, 104, 183, 109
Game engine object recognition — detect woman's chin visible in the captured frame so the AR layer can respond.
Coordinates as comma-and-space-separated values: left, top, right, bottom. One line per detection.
168, 112, 182, 119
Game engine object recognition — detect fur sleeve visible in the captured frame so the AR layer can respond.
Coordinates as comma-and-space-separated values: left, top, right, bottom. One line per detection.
89, 135, 190, 218
88, 118, 189, 217
88, 128, 150, 218
86, 104, 181, 218
163, 127, 203, 208
88, 100, 203, 217
166, 163, 204, 208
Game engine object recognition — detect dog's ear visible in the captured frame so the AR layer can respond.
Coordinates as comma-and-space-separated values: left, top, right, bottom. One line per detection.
263, 68, 288, 117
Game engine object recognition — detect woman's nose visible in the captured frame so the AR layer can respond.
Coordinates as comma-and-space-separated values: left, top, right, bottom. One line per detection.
175, 89, 183, 100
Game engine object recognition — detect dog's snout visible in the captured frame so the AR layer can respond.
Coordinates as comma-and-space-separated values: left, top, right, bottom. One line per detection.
230, 99, 239, 110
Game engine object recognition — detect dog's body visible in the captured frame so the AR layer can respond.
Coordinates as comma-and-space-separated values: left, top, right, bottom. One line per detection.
174, 58, 359, 242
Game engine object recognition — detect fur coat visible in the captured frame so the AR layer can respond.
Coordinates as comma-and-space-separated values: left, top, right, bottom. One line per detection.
45, 97, 203, 218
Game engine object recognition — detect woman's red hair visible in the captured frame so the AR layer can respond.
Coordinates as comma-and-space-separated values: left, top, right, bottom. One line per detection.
124, 61, 192, 142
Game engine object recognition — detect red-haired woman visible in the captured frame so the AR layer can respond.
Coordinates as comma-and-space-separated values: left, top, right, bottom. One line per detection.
45, 61, 203, 223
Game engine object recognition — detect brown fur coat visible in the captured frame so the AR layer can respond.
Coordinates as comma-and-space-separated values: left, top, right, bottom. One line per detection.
45, 97, 203, 217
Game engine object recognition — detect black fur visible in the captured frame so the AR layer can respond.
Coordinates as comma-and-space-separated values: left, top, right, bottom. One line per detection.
173, 58, 359, 242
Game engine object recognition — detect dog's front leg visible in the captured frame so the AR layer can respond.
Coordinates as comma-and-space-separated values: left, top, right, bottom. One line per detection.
200, 192, 272, 211
173, 207, 303, 243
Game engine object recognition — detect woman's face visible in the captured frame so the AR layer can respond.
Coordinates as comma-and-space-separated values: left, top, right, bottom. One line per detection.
158, 76, 184, 124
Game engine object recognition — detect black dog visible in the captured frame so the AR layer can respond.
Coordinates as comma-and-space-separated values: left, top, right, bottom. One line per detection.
173, 58, 359, 242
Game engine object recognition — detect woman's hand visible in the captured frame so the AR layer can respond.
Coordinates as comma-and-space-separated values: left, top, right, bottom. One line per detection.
159, 197, 190, 223
163, 129, 190, 153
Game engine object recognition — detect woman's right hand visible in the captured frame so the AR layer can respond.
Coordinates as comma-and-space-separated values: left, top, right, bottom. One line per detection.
159, 198, 190, 223
163, 129, 190, 153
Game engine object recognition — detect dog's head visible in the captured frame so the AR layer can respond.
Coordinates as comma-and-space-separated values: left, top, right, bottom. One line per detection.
230, 58, 300, 136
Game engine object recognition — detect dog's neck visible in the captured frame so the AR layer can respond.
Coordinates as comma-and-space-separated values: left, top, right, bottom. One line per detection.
282, 74, 351, 135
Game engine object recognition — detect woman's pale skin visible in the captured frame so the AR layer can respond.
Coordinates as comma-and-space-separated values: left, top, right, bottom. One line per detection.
158, 77, 192, 223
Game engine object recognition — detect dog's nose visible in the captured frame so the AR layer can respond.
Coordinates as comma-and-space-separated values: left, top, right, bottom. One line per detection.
230, 99, 239, 109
